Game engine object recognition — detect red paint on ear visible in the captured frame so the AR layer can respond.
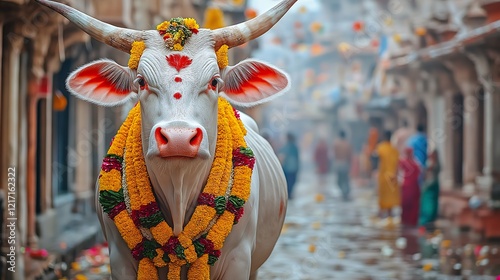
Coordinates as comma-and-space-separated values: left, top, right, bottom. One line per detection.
71, 64, 130, 95
224, 63, 280, 95
166, 54, 192, 72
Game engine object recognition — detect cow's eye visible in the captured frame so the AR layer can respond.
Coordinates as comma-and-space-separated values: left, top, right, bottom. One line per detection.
209, 77, 222, 91
138, 78, 145, 87
134, 76, 147, 90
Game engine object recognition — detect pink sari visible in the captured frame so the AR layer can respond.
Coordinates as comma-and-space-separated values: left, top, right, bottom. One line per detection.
399, 148, 421, 226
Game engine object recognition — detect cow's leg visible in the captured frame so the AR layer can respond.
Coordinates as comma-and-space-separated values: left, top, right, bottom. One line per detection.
96, 183, 139, 279
217, 242, 252, 280
103, 216, 140, 279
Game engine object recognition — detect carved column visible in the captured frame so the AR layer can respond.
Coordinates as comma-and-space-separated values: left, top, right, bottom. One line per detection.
468, 50, 500, 193
434, 67, 461, 190
419, 70, 443, 157
1, 27, 25, 280
26, 18, 59, 247
73, 100, 94, 202
0, 18, 3, 113
446, 57, 482, 185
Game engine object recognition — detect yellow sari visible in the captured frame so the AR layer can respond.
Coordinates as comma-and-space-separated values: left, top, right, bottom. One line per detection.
376, 141, 400, 209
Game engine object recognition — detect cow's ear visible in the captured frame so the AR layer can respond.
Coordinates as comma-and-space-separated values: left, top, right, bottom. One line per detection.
220, 59, 290, 107
66, 59, 137, 107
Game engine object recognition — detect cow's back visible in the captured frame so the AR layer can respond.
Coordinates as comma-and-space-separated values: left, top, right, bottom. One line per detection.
239, 113, 288, 272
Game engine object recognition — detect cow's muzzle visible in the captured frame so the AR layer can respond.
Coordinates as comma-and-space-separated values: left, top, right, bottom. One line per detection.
155, 126, 203, 158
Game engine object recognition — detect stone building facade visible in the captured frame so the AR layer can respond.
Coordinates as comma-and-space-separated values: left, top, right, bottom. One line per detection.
371, 0, 500, 238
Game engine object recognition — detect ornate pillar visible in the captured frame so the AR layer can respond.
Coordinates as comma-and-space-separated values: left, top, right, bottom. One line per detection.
434, 67, 461, 190
73, 100, 94, 202
419, 70, 443, 159
446, 57, 482, 185
1, 26, 25, 280
26, 18, 59, 247
467, 50, 500, 197
0, 18, 3, 112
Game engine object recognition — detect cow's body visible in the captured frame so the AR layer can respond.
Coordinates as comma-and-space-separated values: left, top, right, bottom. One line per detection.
36, 0, 296, 278
96, 113, 287, 279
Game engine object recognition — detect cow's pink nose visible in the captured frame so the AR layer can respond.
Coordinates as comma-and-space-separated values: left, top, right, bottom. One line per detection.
155, 127, 203, 158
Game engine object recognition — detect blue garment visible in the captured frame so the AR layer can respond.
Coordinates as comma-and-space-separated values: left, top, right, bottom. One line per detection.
407, 133, 427, 167
279, 143, 300, 173
279, 142, 300, 199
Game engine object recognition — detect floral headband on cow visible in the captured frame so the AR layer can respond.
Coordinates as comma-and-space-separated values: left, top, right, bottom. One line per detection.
128, 18, 229, 70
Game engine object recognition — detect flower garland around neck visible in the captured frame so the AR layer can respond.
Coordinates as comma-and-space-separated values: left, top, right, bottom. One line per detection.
98, 97, 254, 280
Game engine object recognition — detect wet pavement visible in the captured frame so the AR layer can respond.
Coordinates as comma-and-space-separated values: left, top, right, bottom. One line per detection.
258, 171, 500, 280
70, 171, 500, 279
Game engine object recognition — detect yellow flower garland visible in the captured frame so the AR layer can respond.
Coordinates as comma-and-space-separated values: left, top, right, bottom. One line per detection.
98, 97, 254, 279
128, 41, 146, 70
216, 45, 229, 69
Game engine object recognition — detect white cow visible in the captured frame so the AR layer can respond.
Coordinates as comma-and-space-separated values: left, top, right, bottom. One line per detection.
36, 0, 296, 279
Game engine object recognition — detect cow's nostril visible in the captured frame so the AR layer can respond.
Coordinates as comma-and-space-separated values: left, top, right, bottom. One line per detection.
156, 127, 169, 145
190, 128, 203, 147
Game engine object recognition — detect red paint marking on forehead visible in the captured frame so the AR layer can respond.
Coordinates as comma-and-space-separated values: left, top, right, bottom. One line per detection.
174, 76, 182, 82
173, 92, 182, 100
166, 54, 192, 72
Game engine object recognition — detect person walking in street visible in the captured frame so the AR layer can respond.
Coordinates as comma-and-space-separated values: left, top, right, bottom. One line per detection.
419, 149, 441, 227
279, 132, 300, 200
374, 131, 400, 222
407, 124, 428, 174
399, 147, 421, 227
314, 138, 330, 189
333, 130, 352, 201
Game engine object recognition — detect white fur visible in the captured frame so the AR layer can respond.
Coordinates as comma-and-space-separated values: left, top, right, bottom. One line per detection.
70, 28, 289, 280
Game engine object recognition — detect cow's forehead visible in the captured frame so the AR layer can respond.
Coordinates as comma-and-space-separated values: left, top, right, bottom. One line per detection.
139, 29, 218, 79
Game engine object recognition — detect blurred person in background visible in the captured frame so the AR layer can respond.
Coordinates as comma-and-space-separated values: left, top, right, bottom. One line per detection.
374, 131, 400, 223
419, 148, 441, 228
399, 147, 421, 227
391, 120, 414, 155
333, 130, 352, 201
279, 132, 300, 200
407, 124, 428, 178
314, 138, 330, 189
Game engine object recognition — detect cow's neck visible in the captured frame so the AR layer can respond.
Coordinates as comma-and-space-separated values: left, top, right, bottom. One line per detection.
146, 158, 212, 236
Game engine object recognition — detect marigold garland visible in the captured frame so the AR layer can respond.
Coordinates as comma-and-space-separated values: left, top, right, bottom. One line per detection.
98, 97, 254, 279
156, 17, 199, 51
128, 41, 146, 70
216, 45, 229, 69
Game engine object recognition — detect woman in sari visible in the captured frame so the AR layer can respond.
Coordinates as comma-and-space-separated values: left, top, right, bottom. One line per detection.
374, 131, 400, 219
419, 149, 440, 226
399, 147, 421, 227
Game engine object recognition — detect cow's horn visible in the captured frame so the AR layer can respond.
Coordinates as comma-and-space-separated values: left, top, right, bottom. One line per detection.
35, 0, 142, 53
212, 0, 297, 50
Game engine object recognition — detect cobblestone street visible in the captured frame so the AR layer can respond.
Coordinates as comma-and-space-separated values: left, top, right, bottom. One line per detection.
258, 171, 500, 280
